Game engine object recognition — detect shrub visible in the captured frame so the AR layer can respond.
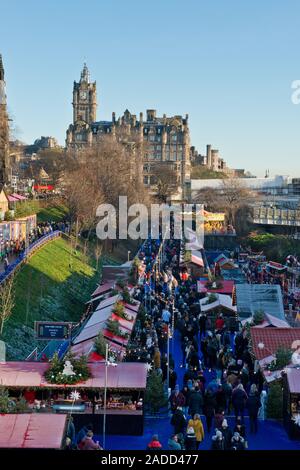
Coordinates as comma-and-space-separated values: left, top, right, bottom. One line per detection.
253, 309, 265, 325
269, 347, 292, 371
266, 382, 283, 419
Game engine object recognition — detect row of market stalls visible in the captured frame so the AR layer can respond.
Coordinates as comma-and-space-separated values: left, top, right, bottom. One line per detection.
0, 257, 150, 446
249, 327, 300, 439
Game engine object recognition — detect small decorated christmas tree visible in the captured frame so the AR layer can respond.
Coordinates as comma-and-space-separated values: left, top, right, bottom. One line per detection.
145, 371, 167, 413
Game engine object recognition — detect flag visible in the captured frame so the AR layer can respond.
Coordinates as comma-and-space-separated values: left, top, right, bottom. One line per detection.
185, 227, 204, 251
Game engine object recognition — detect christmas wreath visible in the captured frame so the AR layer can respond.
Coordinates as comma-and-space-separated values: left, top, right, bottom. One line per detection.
45, 352, 91, 385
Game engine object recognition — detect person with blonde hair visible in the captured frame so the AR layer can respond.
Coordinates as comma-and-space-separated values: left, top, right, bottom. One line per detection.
184, 427, 197, 451
187, 414, 204, 449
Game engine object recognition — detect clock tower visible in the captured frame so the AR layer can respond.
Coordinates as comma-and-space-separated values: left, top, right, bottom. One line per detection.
72, 63, 97, 125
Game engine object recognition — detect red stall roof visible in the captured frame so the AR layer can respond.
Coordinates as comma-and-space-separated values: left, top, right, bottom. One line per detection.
0, 414, 66, 448
102, 329, 129, 346
111, 313, 134, 332
250, 328, 300, 361
91, 281, 115, 298
0, 362, 147, 389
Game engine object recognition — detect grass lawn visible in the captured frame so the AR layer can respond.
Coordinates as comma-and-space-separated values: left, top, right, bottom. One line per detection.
37, 202, 69, 223
0, 237, 98, 360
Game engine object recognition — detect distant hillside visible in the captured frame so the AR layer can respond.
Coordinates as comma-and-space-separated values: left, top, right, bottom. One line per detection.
1, 237, 97, 360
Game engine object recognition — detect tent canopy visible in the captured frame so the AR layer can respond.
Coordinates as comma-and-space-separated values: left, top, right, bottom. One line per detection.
0, 361, 147, 389
235, 284, 285, 319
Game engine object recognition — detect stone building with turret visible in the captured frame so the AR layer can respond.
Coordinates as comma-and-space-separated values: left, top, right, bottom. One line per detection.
0, 54, 9, 185
66, 64, 191, 200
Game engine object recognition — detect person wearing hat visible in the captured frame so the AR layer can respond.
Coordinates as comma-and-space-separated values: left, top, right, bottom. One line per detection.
184, 427, 197, 451
147, 434, 163, 450
211, 429, 225, 450
187, 414, 205, 449
221, 419, 233, 450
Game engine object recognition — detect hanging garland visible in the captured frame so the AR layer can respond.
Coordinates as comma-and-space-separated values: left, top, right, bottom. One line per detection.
45, 352, 91, 385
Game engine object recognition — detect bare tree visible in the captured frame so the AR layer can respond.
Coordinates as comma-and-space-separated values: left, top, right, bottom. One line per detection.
195, 178, 252, 228
94, 241, 103, 272
64, 135, 150, 249
152, 162, 179, 203
0, 274, 15, 335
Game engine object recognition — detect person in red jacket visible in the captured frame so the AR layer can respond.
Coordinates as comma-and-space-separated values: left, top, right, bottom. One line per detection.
215, 314, 225, 333
147, 434, 162, 450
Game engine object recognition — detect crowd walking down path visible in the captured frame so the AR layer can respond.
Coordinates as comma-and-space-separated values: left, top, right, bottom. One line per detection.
72, 232, 300, 451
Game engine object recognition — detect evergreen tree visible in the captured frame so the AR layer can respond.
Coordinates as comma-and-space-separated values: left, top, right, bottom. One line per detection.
94, 332, 107, 356
145, 371, 167, 413
266, 382, 283, 419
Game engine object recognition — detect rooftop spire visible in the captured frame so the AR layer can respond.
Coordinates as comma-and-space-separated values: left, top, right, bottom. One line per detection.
80, 62, 90, 83
0, 55, 4, 81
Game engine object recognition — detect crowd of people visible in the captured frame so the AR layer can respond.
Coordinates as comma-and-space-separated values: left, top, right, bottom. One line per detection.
0, 220, 70, 271
133, 235, 268, 451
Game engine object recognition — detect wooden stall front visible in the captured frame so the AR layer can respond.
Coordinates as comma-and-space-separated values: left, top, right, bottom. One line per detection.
0, 361, 147, 436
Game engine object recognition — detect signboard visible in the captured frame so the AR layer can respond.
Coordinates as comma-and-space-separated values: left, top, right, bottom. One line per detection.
35, 321, 73, 340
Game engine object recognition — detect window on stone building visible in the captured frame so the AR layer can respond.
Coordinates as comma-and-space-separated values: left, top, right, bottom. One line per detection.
144, 176, 149, 185
171, 134, 177, 142
149, 135, 155, 141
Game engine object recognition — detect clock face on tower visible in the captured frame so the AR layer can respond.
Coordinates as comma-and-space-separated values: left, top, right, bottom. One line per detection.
80, 90, 87, 100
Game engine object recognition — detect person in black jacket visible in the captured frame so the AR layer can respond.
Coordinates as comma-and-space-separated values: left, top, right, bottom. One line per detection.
234, 417, 246, 440
185, 427, 197, 451
211, 429, 225, 450
199, 313, 207, 338
170, 407, 187, 435
246, 384, 261, 434
188, 386, 203, 416
203, 390, 216, 433
232, 384, 248, 422
221, 419, 233, 450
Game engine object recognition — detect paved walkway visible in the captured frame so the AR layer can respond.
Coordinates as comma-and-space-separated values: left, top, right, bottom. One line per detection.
94, 329, 300, 450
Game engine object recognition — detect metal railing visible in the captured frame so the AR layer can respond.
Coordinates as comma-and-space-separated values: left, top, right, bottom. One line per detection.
0, 230, 62, 284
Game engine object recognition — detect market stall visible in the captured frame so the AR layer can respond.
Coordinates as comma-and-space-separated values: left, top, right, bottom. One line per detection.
0, 361, 147, 436
283, 367, 300, 440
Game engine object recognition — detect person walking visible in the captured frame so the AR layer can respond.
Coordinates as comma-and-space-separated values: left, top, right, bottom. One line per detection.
232, 383, 248, 422
184, 427, 198, 451
211, 429, 225, 450
246, 384, 261, 434
221, 419, 233, 450
188, 386, 203, 416
203, 389, 216, 433
170, 407, 187, 435
188, 414, 205, 450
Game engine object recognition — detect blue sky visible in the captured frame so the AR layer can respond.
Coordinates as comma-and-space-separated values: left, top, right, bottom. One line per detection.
1, 0, 300, 177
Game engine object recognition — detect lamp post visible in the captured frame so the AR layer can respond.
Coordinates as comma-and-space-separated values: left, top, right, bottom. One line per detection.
127, 250, 131, 263
103, 343, 117, 450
